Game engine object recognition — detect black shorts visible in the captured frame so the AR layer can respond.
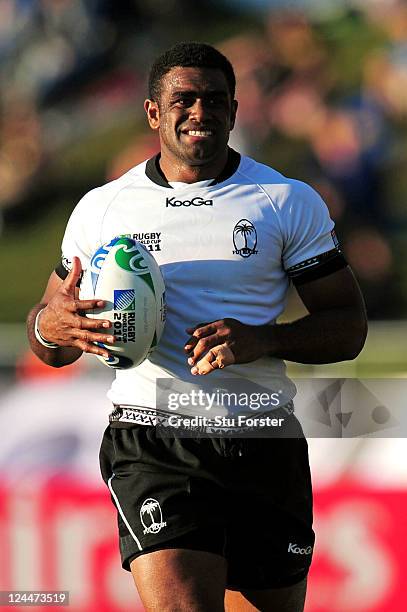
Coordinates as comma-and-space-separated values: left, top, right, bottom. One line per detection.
99, 422, 315, 590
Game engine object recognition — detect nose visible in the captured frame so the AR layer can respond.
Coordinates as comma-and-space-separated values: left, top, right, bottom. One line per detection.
189, 98, 209, 122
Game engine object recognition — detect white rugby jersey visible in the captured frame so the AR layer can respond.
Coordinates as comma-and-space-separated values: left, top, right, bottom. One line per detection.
58, 149, 343, 421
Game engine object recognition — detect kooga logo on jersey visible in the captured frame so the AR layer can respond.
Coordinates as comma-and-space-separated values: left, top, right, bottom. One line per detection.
166, 196, 213, 207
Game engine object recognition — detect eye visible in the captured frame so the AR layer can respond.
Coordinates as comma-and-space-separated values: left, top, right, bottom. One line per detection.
175, 96, 193, 108
206, 95, 226, 107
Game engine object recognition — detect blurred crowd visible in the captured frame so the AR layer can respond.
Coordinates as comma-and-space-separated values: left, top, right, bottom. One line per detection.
1, 0, 407, 319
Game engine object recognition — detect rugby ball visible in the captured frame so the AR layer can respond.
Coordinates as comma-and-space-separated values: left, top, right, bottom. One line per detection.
79, 236, 166, 369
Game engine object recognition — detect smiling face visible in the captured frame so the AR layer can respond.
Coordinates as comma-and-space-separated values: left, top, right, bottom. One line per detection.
144, 66, 238, 182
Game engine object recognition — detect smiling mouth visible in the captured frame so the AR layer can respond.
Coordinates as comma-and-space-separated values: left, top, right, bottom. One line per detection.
183, 129, 214, 137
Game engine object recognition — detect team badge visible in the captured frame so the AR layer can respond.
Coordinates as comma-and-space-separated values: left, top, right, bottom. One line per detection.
140, 498, 167, 535
233, 219, 258, 258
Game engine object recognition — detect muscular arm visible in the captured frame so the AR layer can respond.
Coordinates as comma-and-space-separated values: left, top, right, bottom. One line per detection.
268, 266, 367, 363
27, 257, 115, 368
185, 266, 367, 375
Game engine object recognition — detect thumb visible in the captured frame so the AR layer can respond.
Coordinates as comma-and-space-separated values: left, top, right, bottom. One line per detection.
63, 256, 82, 293
214, 344, 235, 369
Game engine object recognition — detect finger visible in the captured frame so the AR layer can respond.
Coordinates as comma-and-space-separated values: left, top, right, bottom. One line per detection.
185, 321, 212, 335
185, 326, 205, 350
77, 315, 112, 330
191, 344, 235, 375
63, 256, 83, 293
75, 298, 106, 312
192, 323, 218, 338
187, 334, 219, 365
184, 323, 218, 352
71, 328, 116, 345
73, 339, 111, 359
191, 348, 217, 375
184, 335, 198, 353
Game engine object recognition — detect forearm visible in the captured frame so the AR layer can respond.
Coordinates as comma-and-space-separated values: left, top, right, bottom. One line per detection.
267, 307, 367, 364
27, 304, 83, 368
186, 267, 368, 375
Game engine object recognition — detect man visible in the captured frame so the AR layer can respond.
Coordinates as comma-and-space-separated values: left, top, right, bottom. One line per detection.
27, 42, 367, 611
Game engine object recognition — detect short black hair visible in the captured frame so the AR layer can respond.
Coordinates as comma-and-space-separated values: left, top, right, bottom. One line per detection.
148, 42, 236, 102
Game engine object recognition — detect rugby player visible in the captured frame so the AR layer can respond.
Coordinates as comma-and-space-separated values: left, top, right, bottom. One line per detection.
27, 42, 367, 611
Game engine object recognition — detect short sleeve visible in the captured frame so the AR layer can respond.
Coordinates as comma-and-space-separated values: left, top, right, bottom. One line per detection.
56, 189, 103, 278
281, 181, 339, 272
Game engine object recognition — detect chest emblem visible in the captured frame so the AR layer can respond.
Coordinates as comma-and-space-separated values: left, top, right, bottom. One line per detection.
233, 219, 258, 258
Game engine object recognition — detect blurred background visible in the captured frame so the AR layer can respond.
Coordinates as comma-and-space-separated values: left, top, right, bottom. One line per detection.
0, 0, 407, 610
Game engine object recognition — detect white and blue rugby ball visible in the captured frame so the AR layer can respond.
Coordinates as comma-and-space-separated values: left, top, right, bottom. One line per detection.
79, 236, 166, 369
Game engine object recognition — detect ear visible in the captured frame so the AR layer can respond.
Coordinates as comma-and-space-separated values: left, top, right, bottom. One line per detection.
230, 99, 238, 130
144, 99, 160, 130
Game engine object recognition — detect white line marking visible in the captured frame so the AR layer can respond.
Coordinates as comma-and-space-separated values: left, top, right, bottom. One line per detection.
108, 473, 143, 551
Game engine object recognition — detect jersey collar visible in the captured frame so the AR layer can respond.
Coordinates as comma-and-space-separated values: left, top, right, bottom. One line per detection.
145, 147, 241, 188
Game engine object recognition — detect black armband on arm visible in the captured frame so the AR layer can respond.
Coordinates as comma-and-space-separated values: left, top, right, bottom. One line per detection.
286, 250, 348, 286
55, 260, 82, 286
55, 262, 69, 280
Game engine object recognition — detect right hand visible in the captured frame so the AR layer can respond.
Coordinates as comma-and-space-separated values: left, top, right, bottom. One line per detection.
38, 256, 114, 358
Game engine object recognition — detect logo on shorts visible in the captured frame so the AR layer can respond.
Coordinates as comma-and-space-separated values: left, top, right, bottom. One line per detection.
233, 219, 258, 258
288, 543, 313, 555
140, 498, 167, 535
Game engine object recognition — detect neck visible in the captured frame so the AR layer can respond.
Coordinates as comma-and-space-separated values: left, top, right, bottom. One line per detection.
159, 149, 229, 183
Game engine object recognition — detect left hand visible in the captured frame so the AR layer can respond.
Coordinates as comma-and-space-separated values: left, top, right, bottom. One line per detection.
184, 318, 269, 375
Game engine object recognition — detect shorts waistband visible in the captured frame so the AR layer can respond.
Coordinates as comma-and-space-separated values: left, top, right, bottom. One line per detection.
109, 401, 295, 429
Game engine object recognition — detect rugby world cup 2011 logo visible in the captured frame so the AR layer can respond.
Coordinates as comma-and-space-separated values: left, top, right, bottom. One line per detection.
140, 498, 167, 535
233, 219, 258, 258
114, 289, 135, 311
